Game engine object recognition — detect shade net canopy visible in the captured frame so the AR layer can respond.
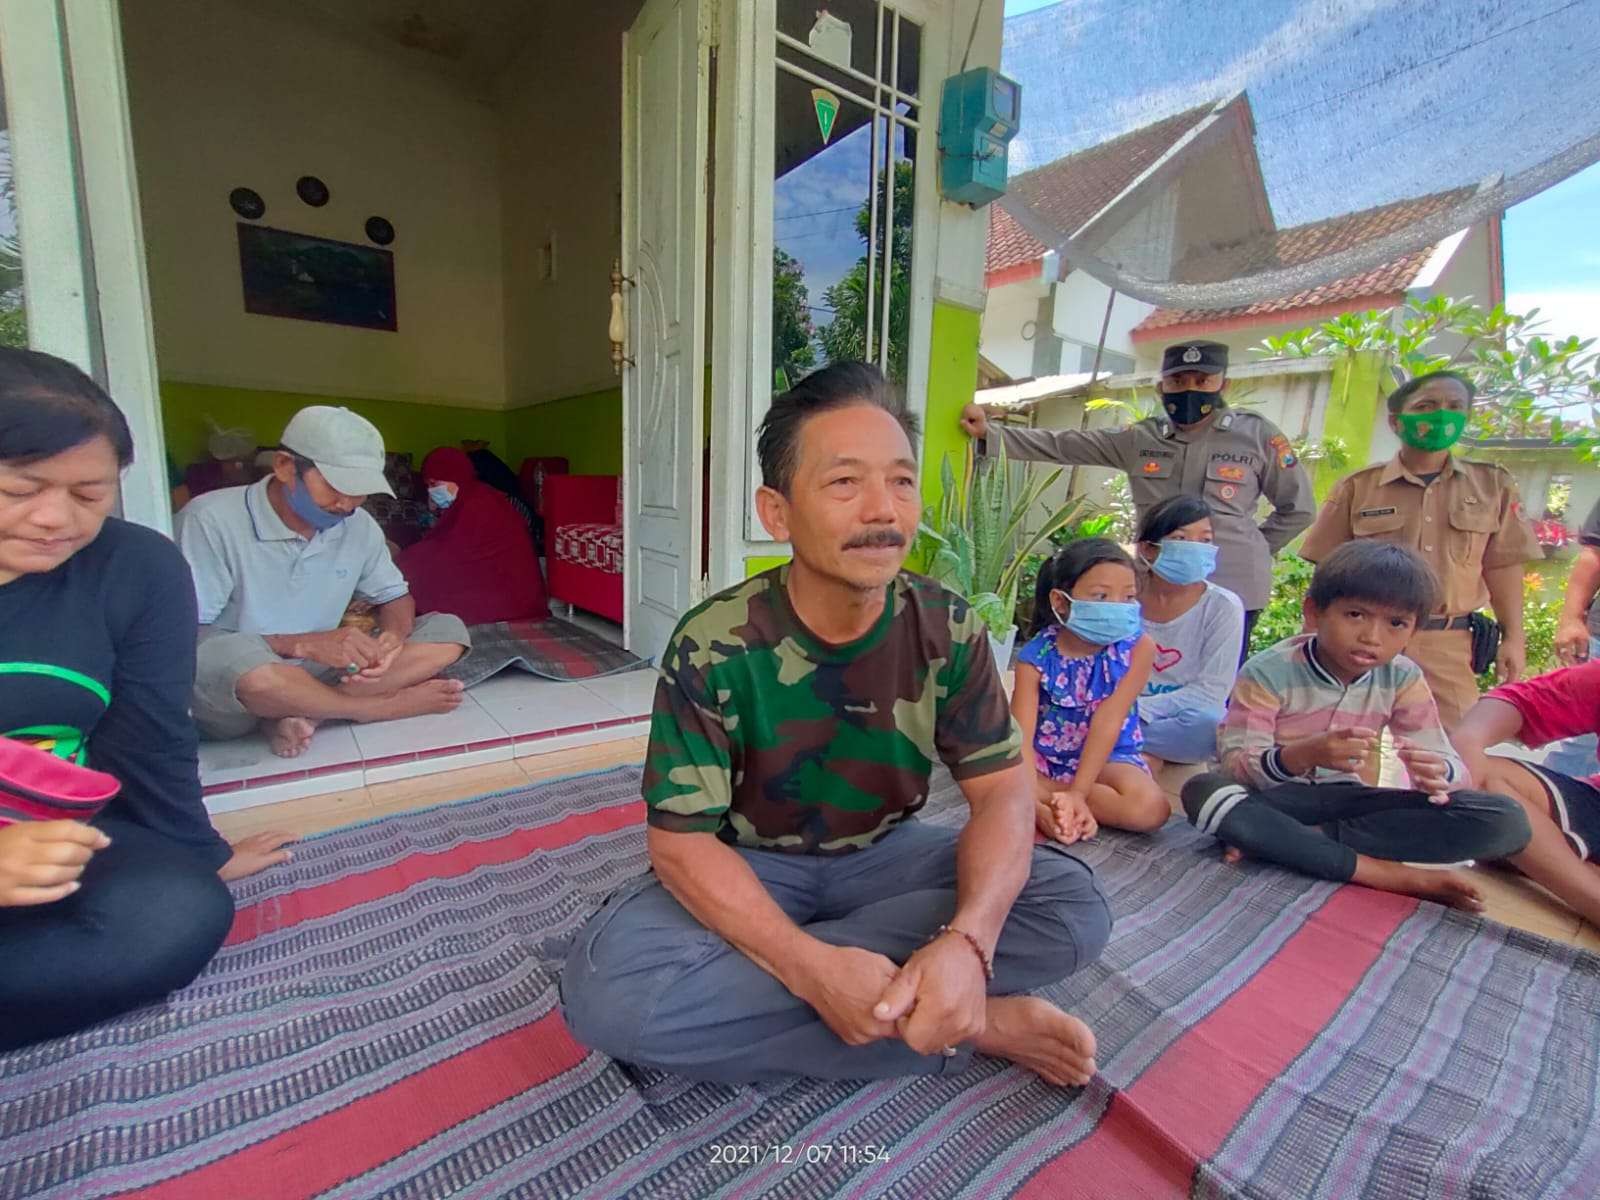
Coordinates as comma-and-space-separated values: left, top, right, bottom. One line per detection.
996, 0, 1600, 308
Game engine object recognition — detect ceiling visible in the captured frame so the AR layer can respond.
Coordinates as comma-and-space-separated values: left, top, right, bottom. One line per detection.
241, 0, 640, 96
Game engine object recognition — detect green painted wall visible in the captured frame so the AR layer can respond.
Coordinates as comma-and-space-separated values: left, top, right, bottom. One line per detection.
921, 301, 982, 512
745, 554, 790, 576
1316, 351, 1386, 501
164, 379, 629, 485
506, 387, 624, 476
161, 381, 509, 468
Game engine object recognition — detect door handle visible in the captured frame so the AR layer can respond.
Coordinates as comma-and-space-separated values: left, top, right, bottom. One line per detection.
609, 259, 636, 374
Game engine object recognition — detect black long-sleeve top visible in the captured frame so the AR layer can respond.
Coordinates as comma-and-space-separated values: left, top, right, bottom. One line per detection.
0, 517, 228, 867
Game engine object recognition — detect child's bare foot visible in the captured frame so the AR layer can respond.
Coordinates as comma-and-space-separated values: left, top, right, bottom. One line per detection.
362, 679, 466, 722
1035, 798, 1070, 843
1354, 858, 1485, 911
264, 716, 318, 758
976, 995, 1097, 1086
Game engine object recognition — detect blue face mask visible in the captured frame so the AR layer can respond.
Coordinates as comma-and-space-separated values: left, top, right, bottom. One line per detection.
427, 484, 456, 509
287, 471, 348, 532
1151, 538, 1218, 586
1061, 598, 1143, 646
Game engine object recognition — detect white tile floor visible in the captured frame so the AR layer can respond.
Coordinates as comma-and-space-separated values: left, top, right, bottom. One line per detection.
199, 665, 654, 813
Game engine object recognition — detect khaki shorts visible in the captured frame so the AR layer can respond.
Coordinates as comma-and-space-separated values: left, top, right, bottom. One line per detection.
192, 612, 471, 740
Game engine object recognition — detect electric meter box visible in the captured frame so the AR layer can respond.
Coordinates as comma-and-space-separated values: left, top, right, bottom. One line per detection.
937, 68, 1020, 206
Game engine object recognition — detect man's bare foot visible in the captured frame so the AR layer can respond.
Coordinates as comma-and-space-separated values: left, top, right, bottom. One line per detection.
361, 679, 466, 722
975, 995, 1097, 1086
1354, 858, 1485, 912
265, 716, 318, 758
337, 672, 403, 698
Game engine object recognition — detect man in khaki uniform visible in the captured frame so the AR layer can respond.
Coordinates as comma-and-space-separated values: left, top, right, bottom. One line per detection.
961, 340, 1314, 657
1300, 370, 1541, 730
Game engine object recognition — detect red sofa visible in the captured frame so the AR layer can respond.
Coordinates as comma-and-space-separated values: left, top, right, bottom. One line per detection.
544, 474, 624, 624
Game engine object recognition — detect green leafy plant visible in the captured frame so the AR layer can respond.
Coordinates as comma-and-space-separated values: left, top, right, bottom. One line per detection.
1249, 553, 1316, 655
1254, 295, 1599, 458
916, 441, 1091, 638
1476, 573, 1563, 690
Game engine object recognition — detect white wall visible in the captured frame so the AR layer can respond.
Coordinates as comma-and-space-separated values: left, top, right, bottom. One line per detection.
496, 6, 638, 407
121, 0, 507, 407
1051, 271, 1153, 366
980, 276, 1046, 379
982, 269, 1156, 381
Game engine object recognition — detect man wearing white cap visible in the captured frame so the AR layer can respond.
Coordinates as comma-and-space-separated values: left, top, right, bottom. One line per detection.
177, 406, 471, 757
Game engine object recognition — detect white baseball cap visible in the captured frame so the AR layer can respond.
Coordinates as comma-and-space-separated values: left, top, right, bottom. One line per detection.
280, 406, 394, 498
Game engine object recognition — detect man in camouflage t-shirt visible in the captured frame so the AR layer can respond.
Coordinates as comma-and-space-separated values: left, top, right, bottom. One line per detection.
561, 363, 1110, 1086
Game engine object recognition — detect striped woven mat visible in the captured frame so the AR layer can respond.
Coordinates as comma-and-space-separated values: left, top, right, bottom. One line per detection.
442, 617, 645, 688
3, 767, 1598, 1199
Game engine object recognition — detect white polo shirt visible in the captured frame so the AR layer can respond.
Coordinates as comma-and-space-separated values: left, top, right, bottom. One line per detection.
177, 477, 409, 634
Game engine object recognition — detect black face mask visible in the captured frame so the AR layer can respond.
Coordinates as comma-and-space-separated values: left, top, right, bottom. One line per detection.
1161, 389, 1221, 426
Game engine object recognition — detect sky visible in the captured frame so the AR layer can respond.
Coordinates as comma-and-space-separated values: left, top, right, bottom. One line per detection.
1502, 159, 1600, 347
1001, 0, 1600, 346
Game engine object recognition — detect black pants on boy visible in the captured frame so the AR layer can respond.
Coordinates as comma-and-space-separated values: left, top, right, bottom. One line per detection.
1181, 774, 1532, 881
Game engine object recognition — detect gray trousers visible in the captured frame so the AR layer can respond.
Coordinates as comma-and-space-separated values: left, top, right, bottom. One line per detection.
558, 819, 1111, 1085
192, 611, 471, 740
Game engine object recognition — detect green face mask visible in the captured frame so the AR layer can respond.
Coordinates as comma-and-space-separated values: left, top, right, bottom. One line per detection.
1395, 408, 1467, 452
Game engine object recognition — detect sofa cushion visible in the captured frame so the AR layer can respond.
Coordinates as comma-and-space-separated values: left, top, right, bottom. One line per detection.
554, 522, 623, 575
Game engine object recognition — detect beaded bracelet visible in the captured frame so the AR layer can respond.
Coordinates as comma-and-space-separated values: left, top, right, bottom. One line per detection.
932, 924, 994, 981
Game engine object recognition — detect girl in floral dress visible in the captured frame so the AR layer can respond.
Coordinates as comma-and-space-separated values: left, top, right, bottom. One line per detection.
1011, 538, 1169, 842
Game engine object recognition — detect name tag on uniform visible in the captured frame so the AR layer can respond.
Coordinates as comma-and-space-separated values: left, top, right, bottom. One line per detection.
1359, 506, 1398, 518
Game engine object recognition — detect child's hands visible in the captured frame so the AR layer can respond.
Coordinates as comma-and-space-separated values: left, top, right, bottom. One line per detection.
1394, 738, 1453, 804
1288, 727, 1379, 775
1036, 790, 1097, 845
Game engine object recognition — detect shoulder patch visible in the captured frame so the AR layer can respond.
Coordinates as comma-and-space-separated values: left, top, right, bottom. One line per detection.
1267, 432, 1297, 468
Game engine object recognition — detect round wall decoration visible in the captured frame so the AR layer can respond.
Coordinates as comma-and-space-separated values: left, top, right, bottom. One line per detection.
365, 216, 395, 246
229, 187, 265, 220
296, 175, 330, 207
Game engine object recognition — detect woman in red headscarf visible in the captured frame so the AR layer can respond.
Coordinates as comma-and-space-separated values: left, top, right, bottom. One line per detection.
397, 447, 550, 624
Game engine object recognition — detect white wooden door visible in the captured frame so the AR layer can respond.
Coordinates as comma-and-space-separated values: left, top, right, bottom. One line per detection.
622, 0, 708, 663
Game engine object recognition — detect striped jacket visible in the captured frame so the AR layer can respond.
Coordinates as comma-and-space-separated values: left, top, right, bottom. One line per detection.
1220, 635, 1465, 791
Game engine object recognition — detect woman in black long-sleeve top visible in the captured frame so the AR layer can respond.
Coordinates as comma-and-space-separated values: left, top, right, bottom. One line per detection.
0, 348, 292, 1049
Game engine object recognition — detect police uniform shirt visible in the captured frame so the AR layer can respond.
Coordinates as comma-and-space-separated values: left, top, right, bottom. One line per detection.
1299, 454, 1542, 615
993, 405, 1315, 611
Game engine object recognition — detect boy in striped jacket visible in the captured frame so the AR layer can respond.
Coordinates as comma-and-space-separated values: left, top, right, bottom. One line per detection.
1182, 541, 1530, 909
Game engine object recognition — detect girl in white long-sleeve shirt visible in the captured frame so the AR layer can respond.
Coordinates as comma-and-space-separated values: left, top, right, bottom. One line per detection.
1135, 496, 1245, 768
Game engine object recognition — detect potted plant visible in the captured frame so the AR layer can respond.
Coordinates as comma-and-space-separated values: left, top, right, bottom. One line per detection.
915, 439, 1091, 668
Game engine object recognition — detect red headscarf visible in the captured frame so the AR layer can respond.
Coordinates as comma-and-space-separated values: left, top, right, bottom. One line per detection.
396, 447, 550, 624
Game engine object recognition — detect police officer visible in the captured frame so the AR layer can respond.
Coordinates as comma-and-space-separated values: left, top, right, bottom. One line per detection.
960, 340, 1315, 657
1299, 370, 1542, 730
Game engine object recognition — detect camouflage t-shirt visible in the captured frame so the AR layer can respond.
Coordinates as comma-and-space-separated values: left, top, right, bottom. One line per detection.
643, 566, 1022, 854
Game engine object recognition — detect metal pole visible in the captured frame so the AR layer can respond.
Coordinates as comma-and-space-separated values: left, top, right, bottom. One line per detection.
1066, 286, 1117, 498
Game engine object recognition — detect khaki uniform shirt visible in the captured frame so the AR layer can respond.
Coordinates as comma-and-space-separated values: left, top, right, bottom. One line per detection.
993, 406, 1315, 610
1299, 454, 1541, 615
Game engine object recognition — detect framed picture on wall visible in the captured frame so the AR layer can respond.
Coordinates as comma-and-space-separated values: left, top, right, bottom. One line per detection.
236, 223, 397, 331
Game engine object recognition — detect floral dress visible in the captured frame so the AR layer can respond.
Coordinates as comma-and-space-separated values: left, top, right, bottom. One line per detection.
1018, 626, 1148, 782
